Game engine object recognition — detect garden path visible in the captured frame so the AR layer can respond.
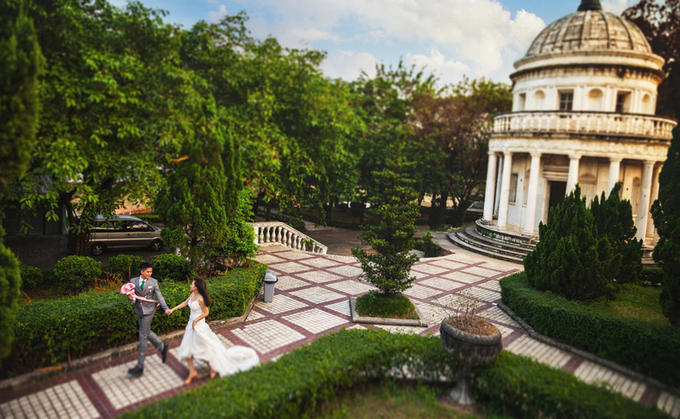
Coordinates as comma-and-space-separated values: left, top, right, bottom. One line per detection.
1, 238, 678, 418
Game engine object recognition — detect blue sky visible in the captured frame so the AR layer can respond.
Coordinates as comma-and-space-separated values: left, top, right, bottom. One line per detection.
110, 0, 636, 84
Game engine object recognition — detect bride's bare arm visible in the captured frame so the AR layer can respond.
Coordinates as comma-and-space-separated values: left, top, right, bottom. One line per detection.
169, 296, 191, 313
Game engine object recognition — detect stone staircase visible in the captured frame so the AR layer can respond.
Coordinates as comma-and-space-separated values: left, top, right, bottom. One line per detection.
448, 219, 535, 264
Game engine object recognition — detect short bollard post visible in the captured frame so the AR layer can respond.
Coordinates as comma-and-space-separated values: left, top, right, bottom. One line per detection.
264, 270, 278, 303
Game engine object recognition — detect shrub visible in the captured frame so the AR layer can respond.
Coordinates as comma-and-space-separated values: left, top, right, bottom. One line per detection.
105, 254, 143, 281
220, 188, 258, 267
126, 329, 665, 419
355, 291, 418, 319
352, 160, 419, 295
19, 264, 44, 291
524, 185, 614, 301
652, 125, 680, 326
1, 263, 266, 378
151, 254, 192, 282
591, 183, 643, 284
414, 231, 441, 257
501, 273, 680, 387
0, 229, 22, 360
640, 266, 664, 285
52, 256, 102, 293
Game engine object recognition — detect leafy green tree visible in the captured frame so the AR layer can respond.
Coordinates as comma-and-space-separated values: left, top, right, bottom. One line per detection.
222, 189, 258, 267
590, 183, 643, 284
351, 158, 419, 295
525, 185, 614, 300
155, 95, 241, 271
0, 0, 42, 360
12, 1, 193, 254
651, 126, 680, 325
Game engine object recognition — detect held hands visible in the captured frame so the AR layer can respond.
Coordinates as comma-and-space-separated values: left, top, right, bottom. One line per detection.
165, 309, 172, 315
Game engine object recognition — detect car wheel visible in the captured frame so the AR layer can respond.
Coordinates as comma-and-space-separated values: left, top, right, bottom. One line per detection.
91, 243, 105, 256
150, 240, 163, 252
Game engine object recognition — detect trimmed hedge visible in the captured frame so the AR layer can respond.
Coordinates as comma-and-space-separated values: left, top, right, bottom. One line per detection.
105, 254, 143, 281
0, 262, 266, 378
53, 256, 102, 293
19, 264, 44, 291
151, 253, 192, 281
126, 329, 666, 419
501, 273, 680, 388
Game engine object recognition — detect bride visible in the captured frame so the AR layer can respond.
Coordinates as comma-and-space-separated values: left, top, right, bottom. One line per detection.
169, 276, 259, 384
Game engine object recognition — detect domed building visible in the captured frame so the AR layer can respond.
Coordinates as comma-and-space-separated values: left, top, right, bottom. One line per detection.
453, 0, 677, 262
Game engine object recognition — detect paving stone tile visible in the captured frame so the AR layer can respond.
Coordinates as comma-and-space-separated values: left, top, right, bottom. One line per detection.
461, 266, 499, 277
0, 380, 99, 419
412, 264, 449, 275
404, 284, 444, 300
92, 355, 184, 410
274, 251, 314, 260
464, 286, 501, 302
268, 261, 312, 274
283, 308, 348, 334
253, 254, 286, 264
299, 257, 341, 268
420, 277, 465, 291
324, 300, 352, 316
231, 319, 305, 354
246, 309, 266, 321
326, 265, 364, 277
409, 270, 431, 279
441, 271, 485, 284
254, 294, 309, 314
274, 275, 311, 291
290, 286, 345, 304
429, 259, 467, 270
296, 270, 343, 284
325, 280, 376, 295
375, 325, 427, 335
477, 279, 501, 291
476, 305, 519, 327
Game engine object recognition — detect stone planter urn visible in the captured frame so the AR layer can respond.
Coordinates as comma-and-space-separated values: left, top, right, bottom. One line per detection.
440, 316, 502, 405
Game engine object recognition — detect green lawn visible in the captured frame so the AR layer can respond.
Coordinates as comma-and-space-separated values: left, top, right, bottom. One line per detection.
587, 283, 670, 325
309, 381, 479, 419
355, 291, 419, 319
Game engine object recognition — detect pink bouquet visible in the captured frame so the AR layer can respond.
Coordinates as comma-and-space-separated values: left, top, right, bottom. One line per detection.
120, 282, 157, 303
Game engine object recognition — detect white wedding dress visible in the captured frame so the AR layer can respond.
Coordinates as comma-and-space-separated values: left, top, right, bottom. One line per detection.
176, 297, 259, 376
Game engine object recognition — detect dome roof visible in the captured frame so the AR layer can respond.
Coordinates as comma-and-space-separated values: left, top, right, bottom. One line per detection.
523, 7, 652, 59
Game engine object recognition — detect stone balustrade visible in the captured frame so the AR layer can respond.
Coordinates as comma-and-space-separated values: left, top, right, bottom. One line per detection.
251, 221, 328, 254
493, 111, 676, 140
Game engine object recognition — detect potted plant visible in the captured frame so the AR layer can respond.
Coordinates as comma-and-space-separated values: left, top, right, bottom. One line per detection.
439, 292, 502, 405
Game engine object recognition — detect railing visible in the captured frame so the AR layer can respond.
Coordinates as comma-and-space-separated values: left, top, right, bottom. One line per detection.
251, 221, 328, 254
493, 111, 676, 140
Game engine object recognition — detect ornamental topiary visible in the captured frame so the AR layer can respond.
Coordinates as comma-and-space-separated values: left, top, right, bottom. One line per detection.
52, 255, 102, 294
652, 125, 680, 326
19, 264, 43, 291
151, 253, 192, 282
524, 185, 614, 300
105, 254, 143, 281
590, 182, 643, 284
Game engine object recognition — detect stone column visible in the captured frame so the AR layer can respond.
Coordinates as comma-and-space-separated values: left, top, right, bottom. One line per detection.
523, 152, 542, 234
483, 152, 498, 222
646, 164, 661, 238
636, 160, 655, 241
494, 156, 503, 215
566, 154, 581, 194
497, 151, 513, 228
608, 157, 622, 192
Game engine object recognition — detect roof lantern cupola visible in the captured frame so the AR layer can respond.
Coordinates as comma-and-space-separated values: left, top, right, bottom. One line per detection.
578, 0, 602, 11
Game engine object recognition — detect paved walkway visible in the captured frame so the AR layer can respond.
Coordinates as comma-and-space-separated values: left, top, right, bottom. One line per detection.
1, 239, 679, 418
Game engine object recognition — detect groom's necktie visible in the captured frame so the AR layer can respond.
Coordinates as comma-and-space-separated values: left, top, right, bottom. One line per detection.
141, 279, 145, 290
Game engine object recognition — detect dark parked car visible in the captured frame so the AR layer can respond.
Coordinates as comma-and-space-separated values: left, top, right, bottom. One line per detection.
89, 215, 163, 255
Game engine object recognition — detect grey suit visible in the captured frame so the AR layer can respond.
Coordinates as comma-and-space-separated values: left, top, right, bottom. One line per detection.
131, 276, 169, 368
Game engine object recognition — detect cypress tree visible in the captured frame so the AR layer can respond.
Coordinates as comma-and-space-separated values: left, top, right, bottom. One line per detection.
0, 0, 43, 360
591, 183, 643, 284
351, 157, 419, 295
525, 185, 614, 300
652, 126, 680, 326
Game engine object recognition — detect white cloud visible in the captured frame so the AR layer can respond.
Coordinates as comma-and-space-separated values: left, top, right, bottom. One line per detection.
405, 49, 470, 85
289, 28, 339, 42
602, 0, 634, 15
207, 4, 228, 23
321, 50, 378, 80
251, 0, 546, 77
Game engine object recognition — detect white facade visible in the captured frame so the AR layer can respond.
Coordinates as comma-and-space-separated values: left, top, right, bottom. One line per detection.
483, 1, 676, 246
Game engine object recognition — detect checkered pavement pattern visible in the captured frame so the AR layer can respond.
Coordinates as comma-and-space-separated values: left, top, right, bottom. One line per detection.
1, 244, 678, 418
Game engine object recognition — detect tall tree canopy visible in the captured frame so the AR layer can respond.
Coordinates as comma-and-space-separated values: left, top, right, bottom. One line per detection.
624, 0, 680, 121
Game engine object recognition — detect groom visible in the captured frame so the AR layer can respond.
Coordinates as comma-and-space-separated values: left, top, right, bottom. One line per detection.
127, 262, 171, 378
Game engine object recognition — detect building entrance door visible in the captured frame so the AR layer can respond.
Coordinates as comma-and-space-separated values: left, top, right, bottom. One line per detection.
548, 181, 567, 211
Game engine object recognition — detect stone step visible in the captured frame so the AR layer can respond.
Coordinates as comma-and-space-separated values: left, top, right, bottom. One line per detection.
466, 226, 535, 254
448, 231, 525, 264
456, 228, 529, 260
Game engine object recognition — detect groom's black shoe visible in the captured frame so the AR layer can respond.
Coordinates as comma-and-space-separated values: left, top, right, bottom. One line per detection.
161, 342, 169, 364
127, 366, 144, 378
